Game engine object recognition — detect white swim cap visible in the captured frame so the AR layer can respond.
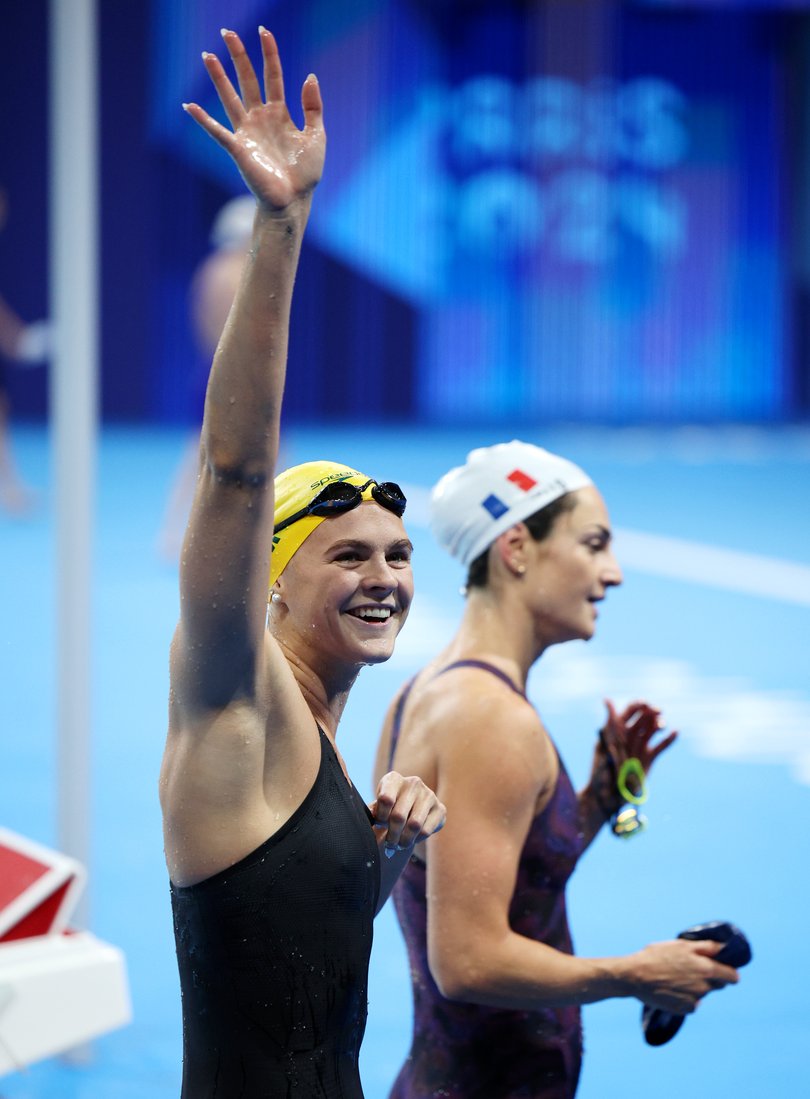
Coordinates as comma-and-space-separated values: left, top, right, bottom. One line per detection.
209, 195, 256, 249
430, 440, 593, 568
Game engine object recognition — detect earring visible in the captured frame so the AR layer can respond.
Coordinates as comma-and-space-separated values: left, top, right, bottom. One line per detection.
270, 591, 282, 605
515, 564, 526, 576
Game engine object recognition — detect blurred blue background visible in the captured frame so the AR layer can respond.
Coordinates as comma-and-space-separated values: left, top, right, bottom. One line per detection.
4, 0, 810, 427
1, 2, 809, 1099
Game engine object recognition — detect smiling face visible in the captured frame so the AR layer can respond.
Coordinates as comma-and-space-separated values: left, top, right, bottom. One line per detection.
521, 485, 622, 646
272, 502, 414, 670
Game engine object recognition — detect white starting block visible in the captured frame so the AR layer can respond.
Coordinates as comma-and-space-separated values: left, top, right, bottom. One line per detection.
0, 828, 131, 1075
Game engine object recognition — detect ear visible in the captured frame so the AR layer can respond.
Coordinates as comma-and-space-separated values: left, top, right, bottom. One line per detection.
493, 523, 528, 577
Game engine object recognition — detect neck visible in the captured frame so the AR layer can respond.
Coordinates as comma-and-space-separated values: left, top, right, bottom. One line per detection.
448, 583, 549, 684
274, 634, 360, 737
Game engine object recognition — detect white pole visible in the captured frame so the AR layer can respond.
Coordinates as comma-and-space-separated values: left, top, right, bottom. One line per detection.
49, 0, 98, 933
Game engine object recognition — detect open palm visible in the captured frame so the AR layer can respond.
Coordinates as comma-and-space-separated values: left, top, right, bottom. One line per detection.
601, 699, 677, 777
185, 28, 325, 211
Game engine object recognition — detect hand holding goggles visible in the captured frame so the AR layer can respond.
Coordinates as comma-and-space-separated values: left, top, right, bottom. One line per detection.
611, 758, 649, 838
274, 478, 406, 534
597, 728, 649, 839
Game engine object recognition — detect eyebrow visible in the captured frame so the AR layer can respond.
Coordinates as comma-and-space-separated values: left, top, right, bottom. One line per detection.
327, 538, 414, 553
588, 525, 612, 543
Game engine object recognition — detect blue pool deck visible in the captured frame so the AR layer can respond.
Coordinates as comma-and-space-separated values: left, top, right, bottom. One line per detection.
1, 422, 808, 1098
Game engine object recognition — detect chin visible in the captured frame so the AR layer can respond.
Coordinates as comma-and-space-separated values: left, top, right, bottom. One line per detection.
357, 635, 399, 664
358, 648, 395, 666
341, 616, 406, 667
560, 621, 595, 644
331, 632, 396, 668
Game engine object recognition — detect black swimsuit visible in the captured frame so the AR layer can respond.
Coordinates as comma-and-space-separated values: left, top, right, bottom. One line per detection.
171, 728, 380, 1098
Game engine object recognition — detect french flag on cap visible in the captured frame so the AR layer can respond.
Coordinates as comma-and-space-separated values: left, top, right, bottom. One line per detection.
482, 469, 538, 518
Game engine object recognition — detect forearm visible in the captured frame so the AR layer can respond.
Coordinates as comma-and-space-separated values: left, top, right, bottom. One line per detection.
579, 727, 628, 849
179, 201, 310, 657
0, 296, 25, 359
576, 784, 612, 850
202, 199, 311, 477
432, 928, 636, 1011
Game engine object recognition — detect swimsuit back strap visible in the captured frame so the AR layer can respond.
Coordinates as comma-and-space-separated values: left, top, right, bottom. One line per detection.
436, 658, 527, 698
388, 677, 416, 770
388, 660, 525, 770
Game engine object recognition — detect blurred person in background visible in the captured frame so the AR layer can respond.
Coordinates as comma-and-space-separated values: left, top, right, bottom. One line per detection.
0, 187, 49, 515
158, 194, 257, 559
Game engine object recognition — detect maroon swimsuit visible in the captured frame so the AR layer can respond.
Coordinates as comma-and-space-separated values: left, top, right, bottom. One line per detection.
389, 660, 585, 1099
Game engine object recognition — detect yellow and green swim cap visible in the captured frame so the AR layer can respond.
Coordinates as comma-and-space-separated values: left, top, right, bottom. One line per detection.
270, 460, 381, 587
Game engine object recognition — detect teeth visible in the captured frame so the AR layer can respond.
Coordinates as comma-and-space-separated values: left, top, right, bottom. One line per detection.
354, 608, 391, 620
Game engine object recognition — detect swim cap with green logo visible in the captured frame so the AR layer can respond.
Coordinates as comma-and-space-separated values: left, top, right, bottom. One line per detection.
270, 461, 379, 587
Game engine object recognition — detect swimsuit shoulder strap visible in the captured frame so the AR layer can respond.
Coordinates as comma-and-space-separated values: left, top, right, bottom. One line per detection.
436, 658, 527, 698
388, 661, 526, 770
387, 677, 416, 770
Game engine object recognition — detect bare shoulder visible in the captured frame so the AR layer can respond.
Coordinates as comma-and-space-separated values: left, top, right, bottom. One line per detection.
403, 664, 556, 810
162, 631, 323, 885
168, 627, 313, 754
170, 610, 301, 716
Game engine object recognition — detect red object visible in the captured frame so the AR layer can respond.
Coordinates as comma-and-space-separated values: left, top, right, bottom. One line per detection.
0, 829, 85, 942
0, 846, 52, 909
507, 468, 537, 492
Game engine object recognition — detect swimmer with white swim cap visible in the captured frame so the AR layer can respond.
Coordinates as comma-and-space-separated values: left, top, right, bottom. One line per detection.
375, 439, 741, 1099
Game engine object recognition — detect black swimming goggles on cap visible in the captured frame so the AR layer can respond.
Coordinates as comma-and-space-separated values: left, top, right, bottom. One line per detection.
274, 478, 407, 535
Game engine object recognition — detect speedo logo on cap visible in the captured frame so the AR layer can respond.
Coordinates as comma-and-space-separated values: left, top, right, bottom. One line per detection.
309, 470, 356, 489
481, 468, 538, 518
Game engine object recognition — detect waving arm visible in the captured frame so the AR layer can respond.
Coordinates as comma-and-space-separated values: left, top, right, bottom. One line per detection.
173, 29, 325, 712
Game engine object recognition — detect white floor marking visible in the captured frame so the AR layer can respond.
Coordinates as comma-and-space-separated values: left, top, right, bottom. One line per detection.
390, 597, 810, 787
400, 482, 810, 607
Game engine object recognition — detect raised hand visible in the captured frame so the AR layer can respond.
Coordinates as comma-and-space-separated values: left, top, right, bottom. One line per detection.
601, 698, 677, 775
588, 699, 678, 817
183, 28, 325, 212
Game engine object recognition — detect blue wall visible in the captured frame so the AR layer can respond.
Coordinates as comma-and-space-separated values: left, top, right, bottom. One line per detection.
2, 0, 810, 424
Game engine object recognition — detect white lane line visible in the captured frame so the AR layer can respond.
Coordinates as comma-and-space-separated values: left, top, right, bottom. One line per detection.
400, 483, 810, 608
615, 529, 810, 608
391, 623, 810, 786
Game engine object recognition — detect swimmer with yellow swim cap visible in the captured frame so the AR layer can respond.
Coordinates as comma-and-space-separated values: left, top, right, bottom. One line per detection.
269, 460, 407, 586
160, 30, 444, 1099
267, 459, 413, 670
